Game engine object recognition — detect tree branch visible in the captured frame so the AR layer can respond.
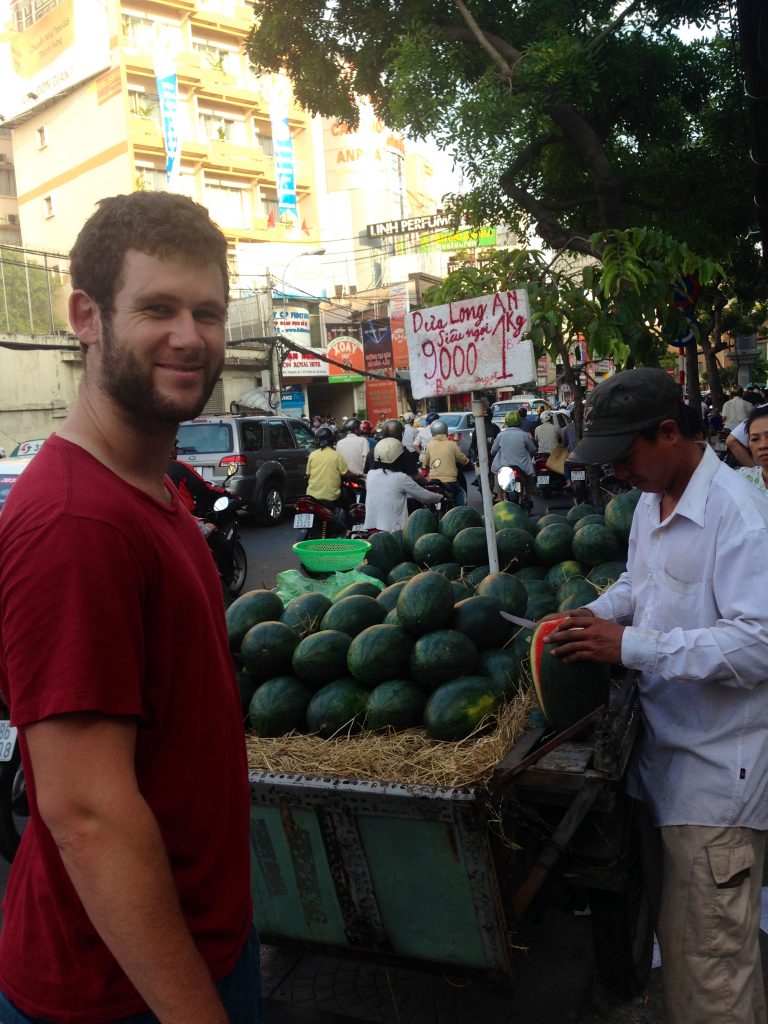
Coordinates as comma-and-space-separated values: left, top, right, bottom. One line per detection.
587, 0, 645, 52
451, 0, 520, 79
440, 25, 522, 65
543, 102, 624, 226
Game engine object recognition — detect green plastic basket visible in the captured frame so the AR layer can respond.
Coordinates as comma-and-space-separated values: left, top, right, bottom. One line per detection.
293, 538, 371, 572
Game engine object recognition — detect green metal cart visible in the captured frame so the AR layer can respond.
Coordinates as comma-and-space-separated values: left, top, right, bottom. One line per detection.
248, 672, 653, 997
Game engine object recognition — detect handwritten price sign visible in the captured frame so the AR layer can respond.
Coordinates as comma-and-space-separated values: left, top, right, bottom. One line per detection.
405, 289, 534, 398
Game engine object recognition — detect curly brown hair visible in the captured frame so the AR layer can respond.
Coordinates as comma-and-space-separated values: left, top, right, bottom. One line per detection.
69, 192, 229, 315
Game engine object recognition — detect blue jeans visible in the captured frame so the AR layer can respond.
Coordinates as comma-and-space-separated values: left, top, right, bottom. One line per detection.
0, 928, 261, 1024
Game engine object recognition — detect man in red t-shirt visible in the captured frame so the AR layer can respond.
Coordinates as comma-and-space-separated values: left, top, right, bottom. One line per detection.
0, 193, 257, 1023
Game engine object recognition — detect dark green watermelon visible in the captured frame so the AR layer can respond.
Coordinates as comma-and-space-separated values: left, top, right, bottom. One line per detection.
402, 507, 439, 557
377, 580, 409, 611
409, 629, 480, 690
533, 522, 574, 565
479, 648, 524, 697
573, 514, 606, 533
558, 580, 599, 612
514, 565, 548, 582
396, 571, 455, 636
604, 489, 641, 544
464, 565, 491, 588
366, 531, 405, 574
347, 623, 414, 686
451, 578, 474, 603
451, 596, 510, 649
354, 563, 389, 583
531, 513, 568, 535
387, 561, 421, 584
545, 560, 584, 592
496, 528, 536, 571
291, 629, 353, 688
332, 580, 382, 602
424, 677, 502, 741
321, 595, 386, 637
526, 592, 559, 619
413, 532, 454, 567
452, 527, 490, 567
247, 676, 312, 736
475, 572, 527, 617
365, 680, 427, 731
587, 561, 627, 588
572, 524, 622, 567
280, 592, 333, 639
226, 589, 284, 652
306, 679, 369, 737
430, 562, 462, 580
240, 621, 300, 681
384, 606, 401, 625
566, 503, 597, 524
439, 505, 483, 541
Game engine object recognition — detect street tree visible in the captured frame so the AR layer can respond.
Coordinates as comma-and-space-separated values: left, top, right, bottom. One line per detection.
245, 0, 765, 395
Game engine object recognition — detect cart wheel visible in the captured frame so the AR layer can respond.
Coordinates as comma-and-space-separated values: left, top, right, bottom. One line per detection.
588, 832, 654, 998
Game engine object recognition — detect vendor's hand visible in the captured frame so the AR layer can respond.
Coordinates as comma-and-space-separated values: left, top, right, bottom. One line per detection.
545, 612, 624, 665
537, 607, 595, 625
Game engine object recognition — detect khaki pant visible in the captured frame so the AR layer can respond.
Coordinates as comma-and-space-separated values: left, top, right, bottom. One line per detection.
656, 824, 766, 1024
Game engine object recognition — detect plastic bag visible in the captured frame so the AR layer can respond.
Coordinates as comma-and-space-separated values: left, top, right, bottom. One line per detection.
275, 569, 384, 606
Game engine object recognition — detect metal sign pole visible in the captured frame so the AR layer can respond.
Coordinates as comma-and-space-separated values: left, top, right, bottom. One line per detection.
472, 395, 499, 573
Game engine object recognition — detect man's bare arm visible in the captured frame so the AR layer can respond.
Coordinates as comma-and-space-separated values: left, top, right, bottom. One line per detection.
725, 433, 754, 467
25, 714, 228, 1024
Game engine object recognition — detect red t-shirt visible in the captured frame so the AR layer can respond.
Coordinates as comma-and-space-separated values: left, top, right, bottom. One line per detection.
0, 436, 252, 1023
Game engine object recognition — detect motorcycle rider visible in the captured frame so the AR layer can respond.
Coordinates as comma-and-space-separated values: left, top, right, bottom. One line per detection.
363, 438, 441, 532
305, 425, 359, 510
490, 411, 536, 499
360, 419, 375, 451
534, 410, 564, 453
415, 411, 439, 453
366, 418, 420, 476
422, 419, 469, 506
336, 417, 370, 476
402, 412, 419, 452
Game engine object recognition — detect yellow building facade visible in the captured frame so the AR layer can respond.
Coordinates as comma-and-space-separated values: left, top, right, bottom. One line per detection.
3, 0, 321, 257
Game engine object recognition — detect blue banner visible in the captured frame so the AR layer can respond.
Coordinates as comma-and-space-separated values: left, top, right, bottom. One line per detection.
155, 69, 181, 186
270, 111, 299, 229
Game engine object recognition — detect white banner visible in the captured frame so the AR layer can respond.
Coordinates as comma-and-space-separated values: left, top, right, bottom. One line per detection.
405, 289, 535, 398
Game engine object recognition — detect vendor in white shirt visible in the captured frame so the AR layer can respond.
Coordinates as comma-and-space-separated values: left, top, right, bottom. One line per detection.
544, 368, 768, 1024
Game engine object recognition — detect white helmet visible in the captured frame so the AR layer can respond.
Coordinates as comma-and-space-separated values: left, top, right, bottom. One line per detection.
540, 410, 552, 423
373, 438, 404, 464
403, 412, 414, 423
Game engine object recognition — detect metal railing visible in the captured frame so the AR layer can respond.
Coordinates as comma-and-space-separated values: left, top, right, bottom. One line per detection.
0, 245, 70, 336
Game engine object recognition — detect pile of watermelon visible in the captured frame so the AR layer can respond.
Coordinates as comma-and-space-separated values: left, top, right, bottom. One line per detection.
229, 488, 640, 743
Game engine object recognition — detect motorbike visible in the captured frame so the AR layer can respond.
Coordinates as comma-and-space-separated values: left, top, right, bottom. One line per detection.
0, 697, 26, 863
496, 465, 533, 513
423, 480, 456, 522
205, 492, 247, 603
533, 451, 565, 499
293, 478, 367, 542
568, 460, 589, 505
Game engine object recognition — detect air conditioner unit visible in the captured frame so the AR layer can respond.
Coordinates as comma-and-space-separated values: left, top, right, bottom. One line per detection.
334, 284, 344, 298
8, 214, 18, 225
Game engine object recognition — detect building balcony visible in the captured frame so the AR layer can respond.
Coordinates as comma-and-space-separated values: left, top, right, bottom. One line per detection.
191, 1, 254, 34
207, 139, 265, 174
128, 115, 165, 149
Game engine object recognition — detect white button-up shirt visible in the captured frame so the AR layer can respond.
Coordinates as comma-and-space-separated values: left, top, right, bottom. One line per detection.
587, 445, 768, 828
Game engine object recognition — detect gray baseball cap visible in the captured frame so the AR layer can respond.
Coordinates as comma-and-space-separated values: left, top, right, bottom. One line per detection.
573, 368, 682, 464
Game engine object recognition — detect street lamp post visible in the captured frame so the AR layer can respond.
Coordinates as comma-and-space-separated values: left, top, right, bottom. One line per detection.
280, 247, 326, 317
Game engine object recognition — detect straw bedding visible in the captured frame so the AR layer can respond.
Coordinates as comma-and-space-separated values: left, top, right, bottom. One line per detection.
245, 687, 537, 790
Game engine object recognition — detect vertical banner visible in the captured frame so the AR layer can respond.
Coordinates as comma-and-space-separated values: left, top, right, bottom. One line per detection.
389, 282, 410, 370
270, 105, 299, 231
326, 326, 365, 383
362, 318, 399, 421
154, 56, 181, 188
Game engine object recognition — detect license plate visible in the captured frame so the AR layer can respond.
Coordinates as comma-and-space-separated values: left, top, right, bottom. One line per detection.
293, 513, 314, 529
714, 442, 726, 452
434, 502, 442, 511
199, 466, 215, 481
537, 474, 549, 485
0, 720, 17, 763
571, 470, 586, 481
